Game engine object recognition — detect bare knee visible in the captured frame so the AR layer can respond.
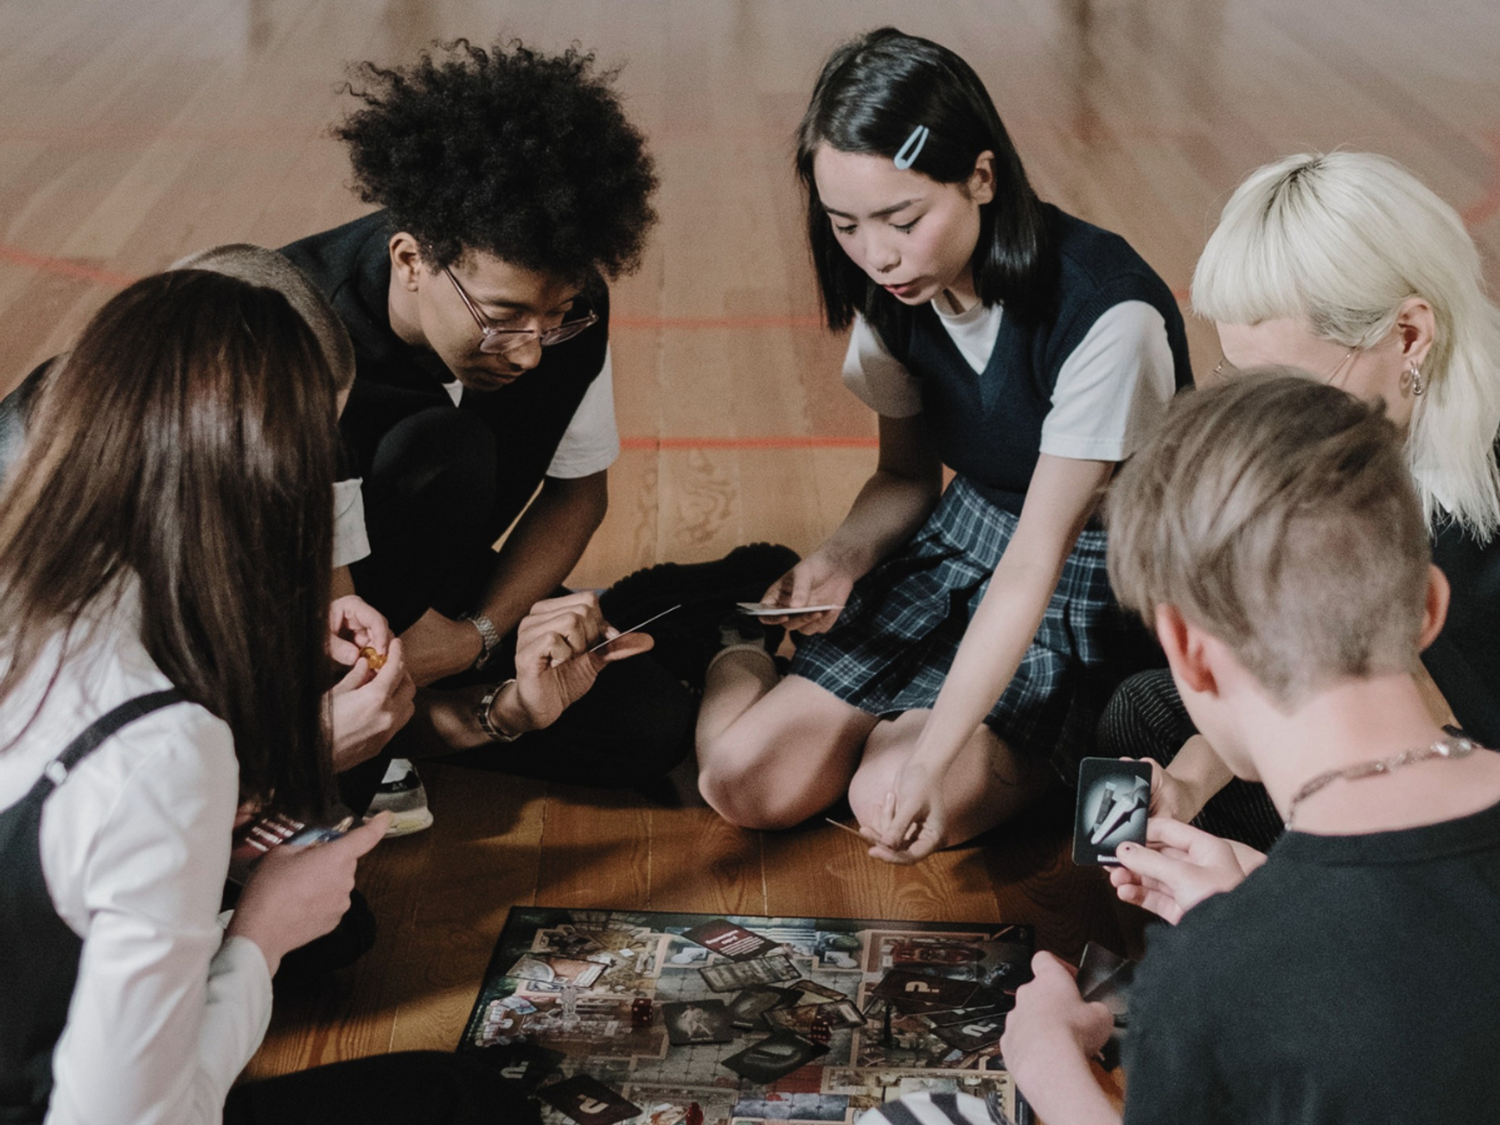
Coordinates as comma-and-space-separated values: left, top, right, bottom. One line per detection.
846, 761, 895, 831
696, 729, 839, 830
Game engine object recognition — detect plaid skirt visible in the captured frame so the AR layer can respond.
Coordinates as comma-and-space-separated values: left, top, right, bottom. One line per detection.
790, 476, 1155, 777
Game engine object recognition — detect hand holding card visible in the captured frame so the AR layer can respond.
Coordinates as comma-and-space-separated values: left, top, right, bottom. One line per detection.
1073, 758, 1151, 865
753, 552, 854, 636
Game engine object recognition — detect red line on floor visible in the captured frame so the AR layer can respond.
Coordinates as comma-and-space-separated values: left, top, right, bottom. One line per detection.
0, 245, 137, 288
620, 435, 878, 451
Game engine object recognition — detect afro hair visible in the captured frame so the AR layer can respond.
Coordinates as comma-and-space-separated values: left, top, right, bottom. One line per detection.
335, 38, 658, 282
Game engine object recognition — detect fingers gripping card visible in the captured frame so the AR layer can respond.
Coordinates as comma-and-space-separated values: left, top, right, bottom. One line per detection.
1073, 758, 1151, 865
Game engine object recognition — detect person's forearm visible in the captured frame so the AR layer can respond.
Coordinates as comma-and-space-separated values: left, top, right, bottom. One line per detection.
1165, 734, 1235, 813
910, 553, 1060, 771
477, 472, 607, 636
819, 467, 941, 578
1015, 1043, 1122, 1125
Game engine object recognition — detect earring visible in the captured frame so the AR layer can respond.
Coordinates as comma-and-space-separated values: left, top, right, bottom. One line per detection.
1405, 363, 1425, 396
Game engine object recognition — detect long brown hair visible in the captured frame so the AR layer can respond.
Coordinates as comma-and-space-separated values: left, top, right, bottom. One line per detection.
0, 270, 337, 816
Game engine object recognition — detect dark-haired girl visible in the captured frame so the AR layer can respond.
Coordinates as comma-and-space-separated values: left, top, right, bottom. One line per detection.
0, 272, 534, 1123
696, 29, 1191, 861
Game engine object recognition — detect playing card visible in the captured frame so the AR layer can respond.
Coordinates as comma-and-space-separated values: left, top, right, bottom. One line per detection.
931, 1013, 1008, 1052
727, 987, 801, 1029
682, 918, 778, 962
735, 601, 843, 617
1073, 757, 1151, 865
784, 979, 850, 1004
870, 968, 980, 1012
507, 953, 606, 988
538, 1075, 641, 1125
472, 1040, 564, 1093
662, 999, 735, 1045
1075, 942, 1128, 999
699, 953, 800, 992
721, 1031, 829, 1082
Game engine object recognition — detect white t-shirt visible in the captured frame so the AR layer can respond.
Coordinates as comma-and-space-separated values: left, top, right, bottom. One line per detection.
0, 584, 271, 1125
332, 477, 371, 568
439, 345, 621, 479
841, 300, 1176, 463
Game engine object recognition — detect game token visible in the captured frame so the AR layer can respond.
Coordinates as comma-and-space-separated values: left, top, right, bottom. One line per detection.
359, 645, 386, 671
808, 1017, 831, 1043
683, 1104, 703, 1125
631, 997, 654, 1028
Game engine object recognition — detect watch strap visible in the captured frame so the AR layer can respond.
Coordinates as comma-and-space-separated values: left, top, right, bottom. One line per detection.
476, 679, 523, 743
463, 613, 502, 670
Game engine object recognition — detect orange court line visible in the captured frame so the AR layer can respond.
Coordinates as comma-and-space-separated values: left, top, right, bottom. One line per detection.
0, 245, 137, 288
621, 435, 878, 451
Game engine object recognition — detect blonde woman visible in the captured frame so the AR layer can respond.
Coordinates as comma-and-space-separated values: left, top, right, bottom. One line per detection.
1100, 151, 1500, 848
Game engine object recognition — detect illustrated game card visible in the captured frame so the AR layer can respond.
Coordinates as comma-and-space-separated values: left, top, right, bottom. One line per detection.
507, 953, 606, 988
473, 1040, 564, 1093
721, 1031, 830, 1082
681, 918, 778, 962
785, 979, 849, 1004
538, 1075, 641, 1125
662, 999, 735, 1045
871, 968, 980, 1012
1073, 757, 1152, 865
699, 953, 801, 992
728, 987, 801, 1029
931, 1013, 1008, 1052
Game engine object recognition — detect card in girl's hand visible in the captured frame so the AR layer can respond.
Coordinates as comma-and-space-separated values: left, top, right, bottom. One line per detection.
1073, 758, 1152, 865
735, 601, 843, 617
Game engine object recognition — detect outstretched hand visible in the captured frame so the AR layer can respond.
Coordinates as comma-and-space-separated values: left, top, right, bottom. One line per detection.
756, 552, 855, 635
999, 952, 1118, 1125
1109, 817, 1265, 924
862, 761, 946, 865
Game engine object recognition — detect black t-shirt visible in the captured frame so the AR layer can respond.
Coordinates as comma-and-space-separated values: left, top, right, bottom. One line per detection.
1123, 798, 1500, 1125
279, 212, 611, 542
1427, 511, 1500, 747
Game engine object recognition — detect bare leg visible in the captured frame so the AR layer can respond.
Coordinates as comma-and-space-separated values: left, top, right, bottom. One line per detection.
696, 658, 879, 829
847, 710, 1059, 849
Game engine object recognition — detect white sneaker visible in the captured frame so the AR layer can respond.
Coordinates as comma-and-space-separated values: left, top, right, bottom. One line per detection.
366, 758, 434, 837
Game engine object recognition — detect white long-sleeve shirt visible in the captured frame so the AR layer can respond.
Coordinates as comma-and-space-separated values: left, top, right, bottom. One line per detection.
0, 582, 272, 1125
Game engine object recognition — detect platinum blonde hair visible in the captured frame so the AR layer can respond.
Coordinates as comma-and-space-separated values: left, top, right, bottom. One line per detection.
1192, 151, 1500, 540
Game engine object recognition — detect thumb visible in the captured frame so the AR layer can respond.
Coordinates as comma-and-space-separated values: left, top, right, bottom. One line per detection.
328, 635, 362, 666
341, 812, 391, 857
333, 659, 369, 693
1115, 840, 1189, 886
598, 633, 654, 663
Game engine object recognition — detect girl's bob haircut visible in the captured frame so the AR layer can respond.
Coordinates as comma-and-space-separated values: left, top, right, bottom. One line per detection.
1192, 151, 1500, 541
796, 27, 1054, 333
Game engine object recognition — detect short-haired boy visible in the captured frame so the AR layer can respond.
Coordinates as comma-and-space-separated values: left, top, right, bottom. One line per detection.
1000, 373, 1500, 1125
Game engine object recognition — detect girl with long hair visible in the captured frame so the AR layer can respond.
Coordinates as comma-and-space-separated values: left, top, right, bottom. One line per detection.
695, 28, 1192, 861
0, 270, 532, 1123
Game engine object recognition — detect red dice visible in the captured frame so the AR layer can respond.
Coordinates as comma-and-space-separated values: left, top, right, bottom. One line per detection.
631, 997, 654, 1028
684, 1103, 704, 1125
809, 1017, 831, 1044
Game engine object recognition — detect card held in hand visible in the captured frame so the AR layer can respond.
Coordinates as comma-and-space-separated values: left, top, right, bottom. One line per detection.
1073, 757, 1152, 865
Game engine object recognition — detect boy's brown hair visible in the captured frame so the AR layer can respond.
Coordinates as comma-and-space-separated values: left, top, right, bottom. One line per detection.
171, 244, 357, 395
1106, 370, 1430, 705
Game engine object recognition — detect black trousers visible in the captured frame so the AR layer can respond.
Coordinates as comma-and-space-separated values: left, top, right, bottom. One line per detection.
340, 406, 695, 814
224, 1051, 539, 1125
1096, 668, 1285, 852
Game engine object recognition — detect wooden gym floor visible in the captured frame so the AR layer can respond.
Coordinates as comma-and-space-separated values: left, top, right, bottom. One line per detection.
3, 0, 1498, 1083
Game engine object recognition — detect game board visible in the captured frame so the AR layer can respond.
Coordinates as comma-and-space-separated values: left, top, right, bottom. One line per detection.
458, 908, 1035, 1125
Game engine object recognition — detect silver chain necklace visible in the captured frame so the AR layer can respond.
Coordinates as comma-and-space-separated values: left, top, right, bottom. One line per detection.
1286, 734, 1475, 828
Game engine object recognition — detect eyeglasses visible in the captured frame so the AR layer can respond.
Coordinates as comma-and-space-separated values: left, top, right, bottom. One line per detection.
1213, 345, 1358, 383
444, 267, 598, 355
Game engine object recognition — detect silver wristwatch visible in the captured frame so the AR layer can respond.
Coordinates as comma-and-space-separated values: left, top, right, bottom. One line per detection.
463, 612, 502, 670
